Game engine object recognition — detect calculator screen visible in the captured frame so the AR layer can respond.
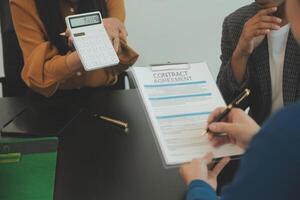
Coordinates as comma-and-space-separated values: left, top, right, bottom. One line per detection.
69, 14, 101, 28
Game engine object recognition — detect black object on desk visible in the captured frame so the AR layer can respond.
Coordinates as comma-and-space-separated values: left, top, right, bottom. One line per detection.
1, 88, 91, 137
1, 105, 81, 137
0, 97, 27, 129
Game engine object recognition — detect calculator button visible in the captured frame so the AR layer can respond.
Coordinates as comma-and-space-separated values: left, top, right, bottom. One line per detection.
73, 26, 119, 70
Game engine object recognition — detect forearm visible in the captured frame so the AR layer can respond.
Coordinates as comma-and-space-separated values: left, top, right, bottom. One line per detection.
106, 0, 126, 23
187, 180, 218, 200
218, 18, 250, 103
231, 48, 249, 84
66, 52, 82, 72
22, 47, 83, 97
217, 59, 250, 105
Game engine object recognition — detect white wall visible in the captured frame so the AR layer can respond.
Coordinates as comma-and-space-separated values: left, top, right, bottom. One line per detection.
125, 0, 252, 78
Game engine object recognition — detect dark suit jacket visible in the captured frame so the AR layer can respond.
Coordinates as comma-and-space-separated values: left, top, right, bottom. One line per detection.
217, 3, 300, 125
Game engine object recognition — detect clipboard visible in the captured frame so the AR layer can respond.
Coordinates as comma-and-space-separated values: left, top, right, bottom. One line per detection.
150, 62, 191, 72
129, 62, 244, 168
127, 62, 192, 89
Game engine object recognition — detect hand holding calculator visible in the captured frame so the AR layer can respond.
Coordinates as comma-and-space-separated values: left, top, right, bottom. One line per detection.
65, 11, 120, 71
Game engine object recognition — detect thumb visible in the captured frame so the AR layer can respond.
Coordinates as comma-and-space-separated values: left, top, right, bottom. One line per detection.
208, 122, 237, 136
113, 37, 120, 53
65, 29, 71, 37
202, 152, 214, 165
211, 157, 231, 177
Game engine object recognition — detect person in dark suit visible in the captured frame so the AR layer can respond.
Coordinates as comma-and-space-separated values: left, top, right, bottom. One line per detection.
217, 0, 300, 125
179, 1, 300, 199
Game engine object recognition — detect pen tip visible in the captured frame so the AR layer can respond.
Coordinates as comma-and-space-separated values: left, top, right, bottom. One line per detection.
201, 131, 207, 136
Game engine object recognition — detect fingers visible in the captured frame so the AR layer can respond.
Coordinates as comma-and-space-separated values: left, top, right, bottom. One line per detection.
246, 19, 281, 39
244, 28, 270, 40
208, 122, 236, 135
252, 8, 281, 31
243, 6, 282, 40
210, 136, 231, 147
65, 29, 71, 37
207, 107, 226, 125
62, 29, 75, 50
253, 29, 271, 37
202, 152, 214, 165
113, 37, 120, 53
68, 37, 74, 48
67, 37, 74, 50
119, 25, 128, 42
259, 15, 282, 24
211, 157, 231, 177
255, 21, 280, 30
256, 6, 277, 17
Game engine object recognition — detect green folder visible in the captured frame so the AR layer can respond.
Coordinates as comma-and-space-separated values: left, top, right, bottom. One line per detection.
0, 136, 58, 200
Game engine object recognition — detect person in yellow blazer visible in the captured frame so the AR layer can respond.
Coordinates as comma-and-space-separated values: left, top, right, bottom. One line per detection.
10, 0, 138, 97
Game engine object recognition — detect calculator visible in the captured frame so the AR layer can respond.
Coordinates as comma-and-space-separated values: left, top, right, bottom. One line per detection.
65, 11, 120, 71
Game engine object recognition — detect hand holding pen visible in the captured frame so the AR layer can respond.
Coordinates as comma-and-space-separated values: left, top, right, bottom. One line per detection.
202, 89, 251, 136
201, 89, 261, 149
206, 107, 260, 150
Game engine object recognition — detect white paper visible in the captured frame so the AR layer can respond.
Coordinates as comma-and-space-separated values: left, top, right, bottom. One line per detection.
131, 63, 243, 166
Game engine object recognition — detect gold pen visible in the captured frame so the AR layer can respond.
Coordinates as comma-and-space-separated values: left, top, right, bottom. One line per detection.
201, 88, 251, 136
94, 114, 129, 132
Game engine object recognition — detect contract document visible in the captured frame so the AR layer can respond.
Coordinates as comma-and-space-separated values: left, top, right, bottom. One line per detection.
130, 63, 243, 166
